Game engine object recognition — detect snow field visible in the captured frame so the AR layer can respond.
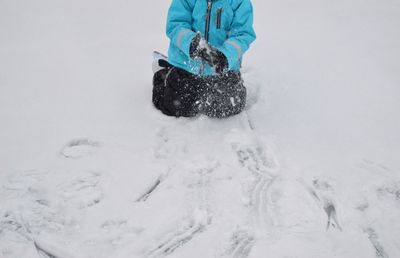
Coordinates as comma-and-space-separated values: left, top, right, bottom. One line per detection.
1, 0, 400, 257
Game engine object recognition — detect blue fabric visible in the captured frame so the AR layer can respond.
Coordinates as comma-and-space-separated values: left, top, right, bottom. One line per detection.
166, 0, 256, 76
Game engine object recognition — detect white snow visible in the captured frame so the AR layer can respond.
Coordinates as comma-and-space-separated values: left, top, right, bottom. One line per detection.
1, 0, 400, 257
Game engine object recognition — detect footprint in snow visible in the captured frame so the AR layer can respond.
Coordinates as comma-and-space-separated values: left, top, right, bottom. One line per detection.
0, 212, 31, 242
376, 182, 400, 205
60, 138, 101, 159
153, 126, 188, 161
301, 178, 342, 231
220, 229, 256, 258
356, 159, 400, 207
2, 170, 44, 193
58, 172, 104, 209
234, 145, 278, 178
1, 171, 66, 242
100, 219, 144, 246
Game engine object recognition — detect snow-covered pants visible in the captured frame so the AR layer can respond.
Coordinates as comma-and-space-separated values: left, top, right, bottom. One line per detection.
152, 66, 246, 118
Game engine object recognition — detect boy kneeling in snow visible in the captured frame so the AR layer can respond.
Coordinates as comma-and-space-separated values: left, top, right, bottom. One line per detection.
152, 0, 256, 118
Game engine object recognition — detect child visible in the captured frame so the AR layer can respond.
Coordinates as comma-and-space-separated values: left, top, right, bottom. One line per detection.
153, 0, 256, 118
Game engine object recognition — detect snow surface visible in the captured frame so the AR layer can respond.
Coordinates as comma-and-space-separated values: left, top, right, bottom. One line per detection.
1, 0, 400, 257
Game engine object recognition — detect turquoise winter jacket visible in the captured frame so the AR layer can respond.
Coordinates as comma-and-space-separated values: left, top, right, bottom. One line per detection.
166, 0, 256, 76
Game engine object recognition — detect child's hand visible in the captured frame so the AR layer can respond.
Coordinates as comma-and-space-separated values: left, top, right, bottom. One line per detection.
189, 33, 228, 75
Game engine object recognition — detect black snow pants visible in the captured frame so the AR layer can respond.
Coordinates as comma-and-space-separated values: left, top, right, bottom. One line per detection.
152, 66, 246, 118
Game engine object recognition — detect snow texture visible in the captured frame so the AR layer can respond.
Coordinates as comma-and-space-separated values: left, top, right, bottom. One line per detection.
1, 0, 400, 257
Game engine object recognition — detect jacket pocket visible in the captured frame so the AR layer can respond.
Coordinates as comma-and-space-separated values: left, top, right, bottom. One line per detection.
216, 8, 222, 29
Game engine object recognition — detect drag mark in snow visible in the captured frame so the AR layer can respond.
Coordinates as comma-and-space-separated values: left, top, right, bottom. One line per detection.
33, 238, 76, 258
356, 159, 392, 175
34, 241, 58, 258
221, 230, 256, 258
60, 138, 101, 159
136, 175, 163, 202
364, 228, 389, 258
234, 144, 278, 230
245, 112, 256, 131
251, 176, 276, 229
191, 161, 219, 215
146, 220, 206, 258
145, 160, 215, 257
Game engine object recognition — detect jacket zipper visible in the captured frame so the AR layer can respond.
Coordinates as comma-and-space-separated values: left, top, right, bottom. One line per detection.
216, 7, 222, 29
205, 0, 213, 42
200, 0, 213, 75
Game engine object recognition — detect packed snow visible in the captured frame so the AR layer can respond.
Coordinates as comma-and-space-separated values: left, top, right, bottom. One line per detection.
1, 0, 400, 257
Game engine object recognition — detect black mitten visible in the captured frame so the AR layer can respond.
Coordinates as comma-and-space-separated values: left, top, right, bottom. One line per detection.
210, 50, 228, 75
189, 33, 228, 74
189, 33, 202, 59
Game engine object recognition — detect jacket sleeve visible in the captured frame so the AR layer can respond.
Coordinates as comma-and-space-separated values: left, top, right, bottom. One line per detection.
166, 0, 196, 57
217, 0, 256, 69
